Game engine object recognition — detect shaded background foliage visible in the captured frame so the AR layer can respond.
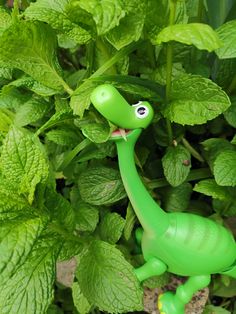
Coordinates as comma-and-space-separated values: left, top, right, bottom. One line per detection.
0, 0, 236, 313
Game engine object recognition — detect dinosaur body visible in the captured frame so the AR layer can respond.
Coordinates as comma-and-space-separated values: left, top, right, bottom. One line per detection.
90, 84, 236, 314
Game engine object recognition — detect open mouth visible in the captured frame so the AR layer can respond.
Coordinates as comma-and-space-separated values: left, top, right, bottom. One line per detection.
111, 128, 132, 140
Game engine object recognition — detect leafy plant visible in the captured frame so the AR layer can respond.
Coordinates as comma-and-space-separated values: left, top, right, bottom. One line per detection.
0, 0, 236, 313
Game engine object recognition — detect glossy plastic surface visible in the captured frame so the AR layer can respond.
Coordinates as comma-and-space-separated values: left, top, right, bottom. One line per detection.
90, 84, 236, 314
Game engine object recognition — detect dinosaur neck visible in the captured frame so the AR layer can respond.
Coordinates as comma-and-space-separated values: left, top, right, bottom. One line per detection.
116, 131, 169, 235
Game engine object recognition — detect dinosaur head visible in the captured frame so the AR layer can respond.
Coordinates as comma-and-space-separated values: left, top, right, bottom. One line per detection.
90, 84, 154, 141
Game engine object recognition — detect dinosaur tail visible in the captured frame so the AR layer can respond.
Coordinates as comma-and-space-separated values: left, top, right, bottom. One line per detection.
221, 261, 236, 279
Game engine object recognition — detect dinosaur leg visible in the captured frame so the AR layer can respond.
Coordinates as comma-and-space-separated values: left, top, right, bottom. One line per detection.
158, 275, 211, 314
134, 257, 167, 282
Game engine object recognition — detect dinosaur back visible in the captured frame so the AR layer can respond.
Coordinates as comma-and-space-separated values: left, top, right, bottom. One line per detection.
142, 212, 236, 276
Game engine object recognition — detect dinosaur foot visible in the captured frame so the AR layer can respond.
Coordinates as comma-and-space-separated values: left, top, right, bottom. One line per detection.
158, 292, 185, 314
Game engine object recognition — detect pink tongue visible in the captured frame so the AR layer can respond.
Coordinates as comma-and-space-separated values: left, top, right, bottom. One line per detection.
112, 129, 130, 136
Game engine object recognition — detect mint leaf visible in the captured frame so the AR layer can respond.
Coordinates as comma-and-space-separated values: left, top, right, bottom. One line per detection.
25, 0, 91, 44
45, 188, 75, 232
76, 240, 143, 313
0, 86, 30, 110
144, 0, 168, 43
72, 282, 91, 314
36, 109, 73, 135
194, 179, 231, 200
162, 144, 191, 187
202, 138, 235, 169
0, 217, 44, 285
81, 122, 110, 143
0, 237, 61, 314
10, 75, 58, 97
216, 20, 236, 59
78, 166, 126, 205
0, 7, 11, 35
161, 183, 192, 212
78, 0, 125, 36
99, 212, 125, 244
163, 74, 230, 125
1, 127, 49, 203
155, 23, 221, 51
224, 97, 236, 128
74, 202, 99, 232
203, 305, 230, 314
124, 203, 136, 241
14, 98, 51, 127
46, 128, 80, 147
214, 151, 236, 186
0, 21, 66, 91
0, 108, 14, 132
0, 177, 29, 213
106, 1, 145, 50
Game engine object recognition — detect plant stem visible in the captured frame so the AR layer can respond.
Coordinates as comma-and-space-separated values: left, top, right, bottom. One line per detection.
165, 0, 177, 145
227, 73, 236, 94
197, 0, 204, 22
182, 137, 205, 163
90, 41, 142, 78
57, 138, 91, 170
12, 0, 20, 22
148, 168, 212, 189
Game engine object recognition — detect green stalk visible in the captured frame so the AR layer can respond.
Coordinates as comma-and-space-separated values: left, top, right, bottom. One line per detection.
90, 41, 142, 79
165, 0, 177, 145
197, 0, 204, 22
227, 73, 236, 94
12, 0, 20, 22
57, 138, 91, 170
182, 138, 205, 163
148, 168, 212, 189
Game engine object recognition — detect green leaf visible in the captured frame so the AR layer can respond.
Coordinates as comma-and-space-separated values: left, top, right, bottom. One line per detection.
155, 23, 221, 52
162, 145, 191, 187
78, 0, 125, 36
214, 151, 236, 186
144, 0, 168, 43
81, 122, 111, 143
106, 0, 145, 50
1, 127, 49, 203
99, 212, 125, 244
0, 86, 30, 110
76, 240, 143, 313
216, 20, 236, 59
78, 166, 126, 205
202, 138, 235, 169
203, 305, 230, 314
0, 237, 61, 314
193, 179, 231, 200
224, 97, 236, 128
162, 74, 230, 125
45, 188, 75, 232
10, 75, 58, 97
24, 0, 91, 44
14, 98, 51, 127
36, 109, 74, 135
47, 305, 64, 314
0, 108, 14, 132
143, 272, 170, 289
46, 128, 80, 147
0, 21, 66, 91
153, 62, 185, 86
72, 282, 91, 314
161, 183, 192, 212
0, 7, 11, 35
0, 177, 29, 213
124, 203, 136, 241
74, 202, 99, 232
0, 217, 44, 285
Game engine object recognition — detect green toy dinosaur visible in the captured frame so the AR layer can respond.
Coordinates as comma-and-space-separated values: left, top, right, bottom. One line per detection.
90, 84, 236, 314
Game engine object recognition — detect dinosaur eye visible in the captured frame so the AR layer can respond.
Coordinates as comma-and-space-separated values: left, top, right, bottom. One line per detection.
135, 105, 149, 119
